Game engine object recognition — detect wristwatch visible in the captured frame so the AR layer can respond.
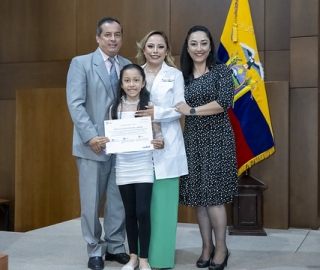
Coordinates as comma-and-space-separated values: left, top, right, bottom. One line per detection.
189, 107, 196, 115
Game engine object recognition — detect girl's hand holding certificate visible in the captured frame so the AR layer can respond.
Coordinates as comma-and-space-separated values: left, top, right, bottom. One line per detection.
151, 139, 164, 149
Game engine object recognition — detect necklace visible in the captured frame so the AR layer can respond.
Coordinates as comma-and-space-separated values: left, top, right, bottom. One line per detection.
144, 66, 161, 74
121, 95, 140, 105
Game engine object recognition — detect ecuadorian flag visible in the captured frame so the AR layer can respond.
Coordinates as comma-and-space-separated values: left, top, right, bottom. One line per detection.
217, 0, 275, 176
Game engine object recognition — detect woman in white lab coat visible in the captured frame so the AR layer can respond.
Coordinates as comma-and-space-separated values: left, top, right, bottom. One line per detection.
135, 30, 188, 269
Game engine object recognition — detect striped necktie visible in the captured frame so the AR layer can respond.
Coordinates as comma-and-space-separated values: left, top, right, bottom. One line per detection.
108, 57, 118, 92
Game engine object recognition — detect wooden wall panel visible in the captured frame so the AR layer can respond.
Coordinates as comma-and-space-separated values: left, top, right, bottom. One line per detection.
0, 0, 77, 63
251, 82, 290, 229
178, 205, 197, 224
248, 0, 265, 51
290, 37, 318, 88
264, 51, 290, 81
289, 88, 319, 229
265, 0, 290, 50
76, 0, 170, 59
0, 101, 15, 230
290, 0, 319, 37
0, 61, 71, 99
15, 88, 79, 232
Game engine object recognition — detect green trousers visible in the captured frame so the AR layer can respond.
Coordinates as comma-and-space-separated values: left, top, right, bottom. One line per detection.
148, 177, 179, 268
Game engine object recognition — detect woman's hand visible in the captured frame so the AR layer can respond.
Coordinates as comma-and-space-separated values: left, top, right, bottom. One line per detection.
151, 139, 165, 149
174, 101, 191, 115
135, 105, 154, 120
89, 136, 110, 155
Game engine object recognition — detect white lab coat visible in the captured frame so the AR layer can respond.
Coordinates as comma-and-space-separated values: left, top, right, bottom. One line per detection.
143, 62, 189, 179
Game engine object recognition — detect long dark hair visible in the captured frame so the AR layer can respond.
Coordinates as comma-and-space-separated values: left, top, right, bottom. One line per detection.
111, 64, 150, 119
180, 25, 219, 85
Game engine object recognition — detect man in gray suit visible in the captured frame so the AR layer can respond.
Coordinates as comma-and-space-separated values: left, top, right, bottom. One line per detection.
66, 17, 131, 270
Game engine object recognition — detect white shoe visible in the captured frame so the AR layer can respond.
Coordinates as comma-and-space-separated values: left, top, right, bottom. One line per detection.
121, 260, 139, 270
139, 262, 151, 270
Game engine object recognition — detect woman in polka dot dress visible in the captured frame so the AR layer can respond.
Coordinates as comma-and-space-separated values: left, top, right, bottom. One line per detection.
175, 25, 238, 270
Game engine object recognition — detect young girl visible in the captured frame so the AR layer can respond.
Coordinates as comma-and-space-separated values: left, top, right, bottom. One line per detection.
109, 64, 164, 270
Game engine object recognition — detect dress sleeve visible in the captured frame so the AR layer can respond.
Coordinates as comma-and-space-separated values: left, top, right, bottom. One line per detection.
215, 64, 235, 110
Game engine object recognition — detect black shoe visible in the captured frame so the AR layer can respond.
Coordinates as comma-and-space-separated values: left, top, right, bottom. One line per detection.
196, 247, 215, 268
88, 256, 104, 270
105, 252, 130, 264
196, 257, 210, 268
209, 250, 230, 270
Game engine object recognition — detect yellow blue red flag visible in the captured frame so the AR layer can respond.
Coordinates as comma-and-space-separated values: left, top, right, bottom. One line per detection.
217, 0, 275, 176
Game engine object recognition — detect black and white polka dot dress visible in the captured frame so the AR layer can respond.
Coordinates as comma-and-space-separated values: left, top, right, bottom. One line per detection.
179, 64, 238, 207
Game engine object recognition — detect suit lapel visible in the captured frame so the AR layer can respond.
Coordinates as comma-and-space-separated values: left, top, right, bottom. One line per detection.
93, 49, 115, 100
118, 56, 127, 70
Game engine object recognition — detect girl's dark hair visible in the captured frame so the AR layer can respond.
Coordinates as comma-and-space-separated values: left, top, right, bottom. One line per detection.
180, 25, 220, 85
111, 64, 150, 119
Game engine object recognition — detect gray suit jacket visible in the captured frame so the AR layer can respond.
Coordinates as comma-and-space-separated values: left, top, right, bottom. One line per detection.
67, 48, 131, 161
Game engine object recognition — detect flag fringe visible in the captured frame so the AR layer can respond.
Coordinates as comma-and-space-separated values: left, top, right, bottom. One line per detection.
237, 147, 275, 176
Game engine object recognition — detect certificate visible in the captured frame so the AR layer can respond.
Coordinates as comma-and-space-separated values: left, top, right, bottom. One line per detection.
104, 116, 154, 154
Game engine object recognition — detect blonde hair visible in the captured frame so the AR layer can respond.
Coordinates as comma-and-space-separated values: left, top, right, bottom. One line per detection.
136, 30, 176, 68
